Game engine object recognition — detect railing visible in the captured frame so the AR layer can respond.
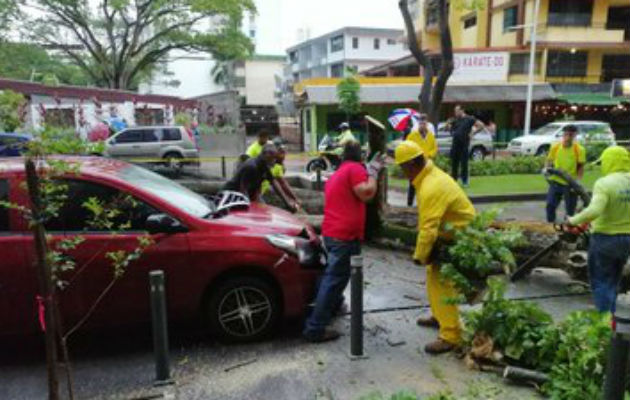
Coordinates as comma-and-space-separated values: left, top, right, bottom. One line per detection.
548, 13, 591, 27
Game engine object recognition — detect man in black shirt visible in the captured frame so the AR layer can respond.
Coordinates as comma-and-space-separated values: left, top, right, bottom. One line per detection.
449, 105, 483, 187
224, 143, 277, 201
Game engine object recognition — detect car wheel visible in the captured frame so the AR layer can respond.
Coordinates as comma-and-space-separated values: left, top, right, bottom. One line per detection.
163, 152, 184, 170
205, 277, 280, 342
470, 146, 485, 161
536, 145, 550, 156
306, 158, 327, 173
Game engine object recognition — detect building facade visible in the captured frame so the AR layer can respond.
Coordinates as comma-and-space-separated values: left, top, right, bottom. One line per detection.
409, 0, 630, 86
0, 78, 196, 135
285, 27, 408, 83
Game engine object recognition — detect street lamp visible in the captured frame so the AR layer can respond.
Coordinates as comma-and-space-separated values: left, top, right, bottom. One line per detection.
509, 0, 542, 136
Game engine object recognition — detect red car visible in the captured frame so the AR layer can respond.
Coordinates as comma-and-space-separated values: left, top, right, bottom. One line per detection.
0, 157, 324, 341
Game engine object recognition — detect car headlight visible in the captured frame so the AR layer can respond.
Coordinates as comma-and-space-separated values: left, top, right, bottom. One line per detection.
267, 234, 327, 269
267, 234, 298, 256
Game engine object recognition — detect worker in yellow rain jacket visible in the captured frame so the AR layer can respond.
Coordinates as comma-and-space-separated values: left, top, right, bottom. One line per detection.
394, 140, 476, 354
405, 115, 438, 206
407, 115, 437, 160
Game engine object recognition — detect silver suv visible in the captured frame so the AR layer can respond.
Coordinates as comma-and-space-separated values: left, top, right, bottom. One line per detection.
104, 126, 199, 167
435, 123, 494, 161
387, 123, 494, 161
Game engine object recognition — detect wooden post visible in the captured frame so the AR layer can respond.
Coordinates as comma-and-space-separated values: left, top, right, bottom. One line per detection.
364, 116, 387, 241
25, 158, 59, 400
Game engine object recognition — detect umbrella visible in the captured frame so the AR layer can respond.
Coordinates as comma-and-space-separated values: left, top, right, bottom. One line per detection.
108, 117, 127, 133
388, 108, 421, 132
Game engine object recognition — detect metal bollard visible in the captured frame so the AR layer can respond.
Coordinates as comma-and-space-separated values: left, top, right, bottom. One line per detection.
149, 270, 173, 385
221, 156, 226, 179
350, 255, 365, 358
603, 308, 630, 400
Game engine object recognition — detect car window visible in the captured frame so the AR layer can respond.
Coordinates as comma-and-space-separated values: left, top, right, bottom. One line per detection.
0, 179, 9, 232
162, 128, 182, 141
45, 179, 158, 232
143, 129, 160, 142
116, 130, 143, 144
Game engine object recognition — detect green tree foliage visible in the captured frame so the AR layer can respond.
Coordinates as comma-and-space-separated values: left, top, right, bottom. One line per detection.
0, 42, 91, 86
437, 209, 525, 300
0, 89, 25, 132
463, 279, 613, 400
21, 0, 256, 89
336, 68, 361, 121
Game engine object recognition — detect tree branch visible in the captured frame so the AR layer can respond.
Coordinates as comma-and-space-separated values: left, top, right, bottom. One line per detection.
429, 0, 454, 123
399, 0, 433, 115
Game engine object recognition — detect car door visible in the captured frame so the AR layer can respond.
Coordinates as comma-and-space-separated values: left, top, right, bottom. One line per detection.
140, 128, 163, 159
0, 177, 39, 335
108, 129, 144, 158
31, 178, 192, 331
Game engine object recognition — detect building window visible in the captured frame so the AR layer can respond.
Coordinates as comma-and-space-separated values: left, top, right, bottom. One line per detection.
464, 15, 477, 29
425, 0, 450, 28
374, 38, 380, 50
607, 6, 630, 41
387, 38, 397, 45
503, 6, 518, 32
548, 0, 592, 26
547, 51, 588, 77
509, 52, 542, 75
330, 63, 344, 78
602, 54, 630, 82
289, 51, 298, 63
330, 35, 344, 52
352, 37, 359, 49
44, 108, 75, 127
233, 76, 246, 88
249, 29, 256, 38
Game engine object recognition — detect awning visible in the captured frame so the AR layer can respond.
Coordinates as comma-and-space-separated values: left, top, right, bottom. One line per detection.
557, 93, 630, 106
300, 83, 557, 105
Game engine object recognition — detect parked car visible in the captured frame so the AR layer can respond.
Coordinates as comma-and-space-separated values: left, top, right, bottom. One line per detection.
386, 123, 494, 161
104, 126, 199, 168
0, 157, 324, 342
507, 121, 616, 156
0, 133, 32, 157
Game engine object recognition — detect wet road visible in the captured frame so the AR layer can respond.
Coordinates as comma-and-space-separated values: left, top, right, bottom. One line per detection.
1, 247, 592, 400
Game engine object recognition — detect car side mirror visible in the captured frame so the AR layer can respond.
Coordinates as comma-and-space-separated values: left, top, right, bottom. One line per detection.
146, 213, 187, 234
109, 138, 117, 145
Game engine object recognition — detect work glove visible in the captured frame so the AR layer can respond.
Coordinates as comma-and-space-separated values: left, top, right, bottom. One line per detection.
366, 152, 385, 179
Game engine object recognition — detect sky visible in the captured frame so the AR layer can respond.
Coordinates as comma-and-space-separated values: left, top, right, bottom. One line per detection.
252, 0, 404, 55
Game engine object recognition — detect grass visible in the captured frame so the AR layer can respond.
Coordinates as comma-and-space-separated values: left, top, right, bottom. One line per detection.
389, 170, 601, 197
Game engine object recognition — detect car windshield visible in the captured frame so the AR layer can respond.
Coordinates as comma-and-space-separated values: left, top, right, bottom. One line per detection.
117, 164, 215, 218
532, 124, 562, 136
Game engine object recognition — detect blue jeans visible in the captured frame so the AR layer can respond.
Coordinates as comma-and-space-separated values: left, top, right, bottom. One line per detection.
450, 141, 469, 185
304, 237, 360, 338
588, 233, 630, 313
546, 182, 578, 223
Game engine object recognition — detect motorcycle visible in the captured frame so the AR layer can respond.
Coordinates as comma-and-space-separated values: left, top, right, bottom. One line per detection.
305, 135, 342, 173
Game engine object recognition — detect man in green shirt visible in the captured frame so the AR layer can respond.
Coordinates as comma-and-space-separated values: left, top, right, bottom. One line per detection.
246, 130, 270, 158
568, 146, 630, 313
544, 125, 586, 222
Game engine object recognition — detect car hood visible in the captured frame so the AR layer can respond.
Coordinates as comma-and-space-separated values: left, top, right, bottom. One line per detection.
217, 203, 309, 237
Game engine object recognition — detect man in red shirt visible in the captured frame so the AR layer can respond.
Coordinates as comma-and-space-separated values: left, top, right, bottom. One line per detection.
303, 141, 382, 342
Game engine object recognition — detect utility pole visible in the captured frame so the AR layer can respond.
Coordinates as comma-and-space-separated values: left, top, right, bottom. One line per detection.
523, 0, 541, 136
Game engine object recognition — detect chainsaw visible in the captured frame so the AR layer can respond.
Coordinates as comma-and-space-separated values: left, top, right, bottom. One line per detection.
510, 168, 591, 282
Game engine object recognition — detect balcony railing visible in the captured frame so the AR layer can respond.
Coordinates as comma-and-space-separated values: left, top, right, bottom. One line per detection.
548, 13, 591, 27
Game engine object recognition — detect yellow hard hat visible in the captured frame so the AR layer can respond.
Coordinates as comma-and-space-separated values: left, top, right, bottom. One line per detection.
394, 140, 424, 165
